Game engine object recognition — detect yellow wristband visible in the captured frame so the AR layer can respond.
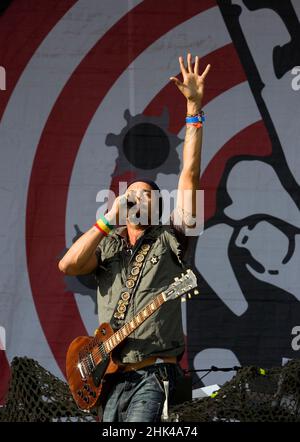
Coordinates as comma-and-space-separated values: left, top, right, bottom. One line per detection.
95, 218, 111, 235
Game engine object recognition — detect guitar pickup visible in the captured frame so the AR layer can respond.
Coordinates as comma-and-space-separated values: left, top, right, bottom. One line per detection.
77, 361, 88, 380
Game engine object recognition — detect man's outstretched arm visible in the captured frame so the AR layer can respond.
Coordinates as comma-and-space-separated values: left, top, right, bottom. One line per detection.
170, 53, 210, 223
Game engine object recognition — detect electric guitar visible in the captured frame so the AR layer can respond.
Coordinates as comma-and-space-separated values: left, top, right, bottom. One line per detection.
66, 269, 198, 411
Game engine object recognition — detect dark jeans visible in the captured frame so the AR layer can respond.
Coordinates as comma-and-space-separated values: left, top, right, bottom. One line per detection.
101, 363, 178, 422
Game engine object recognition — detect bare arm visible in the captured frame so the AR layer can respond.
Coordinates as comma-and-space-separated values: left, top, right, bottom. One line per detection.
177, 108, 202, 218
58, 195, 123, 275
170, 53, 210, 221
58, 226, 105, 276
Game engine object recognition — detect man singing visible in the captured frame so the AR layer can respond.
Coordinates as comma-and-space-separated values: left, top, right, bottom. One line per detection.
58, 53, 210, 422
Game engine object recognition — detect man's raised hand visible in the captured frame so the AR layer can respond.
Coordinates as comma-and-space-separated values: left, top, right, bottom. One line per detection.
169, 52, 211, 106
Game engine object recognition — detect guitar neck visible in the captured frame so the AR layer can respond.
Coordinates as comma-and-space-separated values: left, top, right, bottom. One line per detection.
85, 269, 197, 372
103, 291, 166, 357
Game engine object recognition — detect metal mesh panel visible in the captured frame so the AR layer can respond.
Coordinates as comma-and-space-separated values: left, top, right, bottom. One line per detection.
169, 360, 300, 422
1, 357, 299, 422
0, 357, 97, 422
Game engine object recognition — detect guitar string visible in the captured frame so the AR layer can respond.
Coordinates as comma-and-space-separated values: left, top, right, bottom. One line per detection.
79, 295, 164, 375
79, 280, 194, 376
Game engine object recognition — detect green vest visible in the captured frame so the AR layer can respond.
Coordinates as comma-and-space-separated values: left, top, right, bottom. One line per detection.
93, 224, 187, 363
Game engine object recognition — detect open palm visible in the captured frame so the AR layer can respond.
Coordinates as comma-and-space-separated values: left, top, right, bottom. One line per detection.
170, 53, 211, 105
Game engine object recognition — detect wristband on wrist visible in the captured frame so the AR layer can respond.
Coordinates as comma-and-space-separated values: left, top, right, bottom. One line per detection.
186, 122, 203, 128
186, 110, 205, 128
186, 110, 205, 122
94, 214, 113, 236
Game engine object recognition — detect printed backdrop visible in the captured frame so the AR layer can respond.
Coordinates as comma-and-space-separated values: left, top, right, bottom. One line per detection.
0, 0, 300, 402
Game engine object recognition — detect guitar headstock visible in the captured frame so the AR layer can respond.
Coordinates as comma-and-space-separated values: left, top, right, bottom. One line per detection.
164, 269, 199, 301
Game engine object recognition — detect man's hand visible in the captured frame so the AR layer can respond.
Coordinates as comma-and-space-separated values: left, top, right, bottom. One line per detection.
169, 53, 211, 109
106, 193, 128, 226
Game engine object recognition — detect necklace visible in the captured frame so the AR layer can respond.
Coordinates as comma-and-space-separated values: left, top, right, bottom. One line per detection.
125, 244, 133, 255
123, 237, 133, 255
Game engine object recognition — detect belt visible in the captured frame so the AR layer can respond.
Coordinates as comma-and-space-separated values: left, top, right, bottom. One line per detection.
122, 356, 177, 372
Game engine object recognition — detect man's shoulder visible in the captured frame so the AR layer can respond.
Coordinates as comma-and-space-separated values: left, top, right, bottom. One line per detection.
163, 210, 194, 258
147, 223, 184, 254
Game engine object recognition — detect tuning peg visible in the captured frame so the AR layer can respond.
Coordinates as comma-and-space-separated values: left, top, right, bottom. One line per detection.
194, 289, 199, 295
174, 277, 179, 281
187, 293, 192, 299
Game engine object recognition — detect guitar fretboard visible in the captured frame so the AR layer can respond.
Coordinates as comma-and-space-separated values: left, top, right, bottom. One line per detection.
91, 292, 166, 366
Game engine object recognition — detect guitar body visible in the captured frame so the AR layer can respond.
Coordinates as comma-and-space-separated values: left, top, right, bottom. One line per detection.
66, 322, 120, 411
66, 269, 198, 411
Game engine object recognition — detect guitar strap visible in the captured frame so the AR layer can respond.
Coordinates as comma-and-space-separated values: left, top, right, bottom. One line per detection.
110, 234, 156, 331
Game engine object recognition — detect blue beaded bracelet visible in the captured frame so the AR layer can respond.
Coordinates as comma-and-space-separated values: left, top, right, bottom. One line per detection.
185, 113, 205, 124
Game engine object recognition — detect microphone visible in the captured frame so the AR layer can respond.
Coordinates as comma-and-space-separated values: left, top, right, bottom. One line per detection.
127, 201, 135, 209
126, 192, 136, 209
